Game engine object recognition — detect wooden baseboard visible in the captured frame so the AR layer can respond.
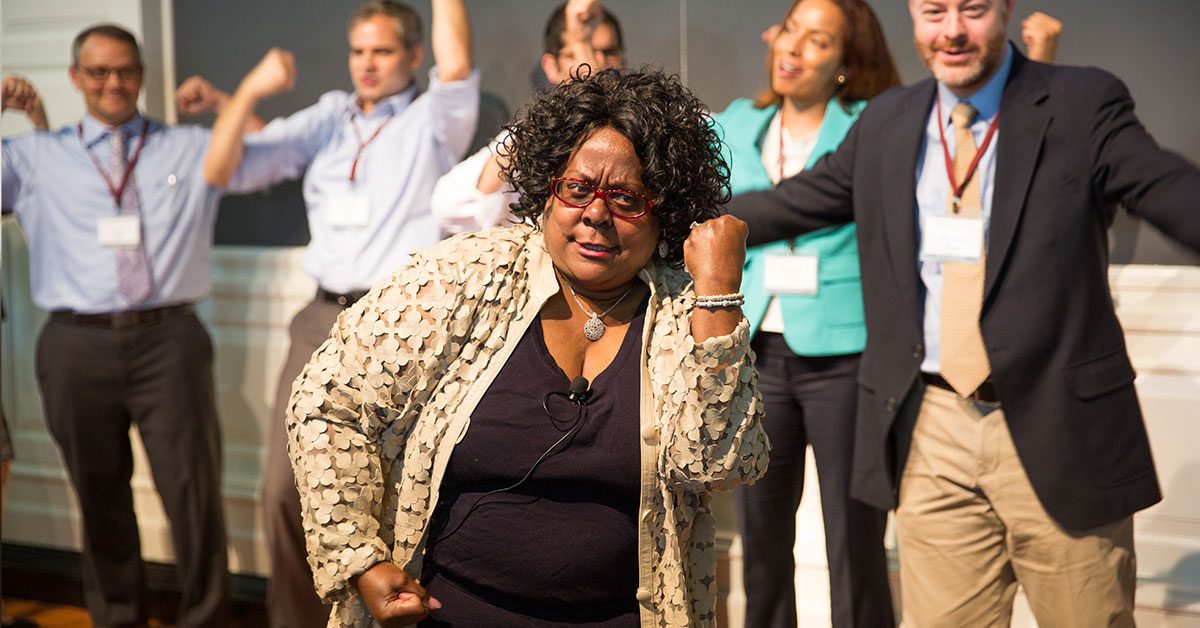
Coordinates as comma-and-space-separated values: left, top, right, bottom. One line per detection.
1, 542, 267, 624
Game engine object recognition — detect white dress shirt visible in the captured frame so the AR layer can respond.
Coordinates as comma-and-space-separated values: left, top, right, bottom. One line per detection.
429, 131, 518, 234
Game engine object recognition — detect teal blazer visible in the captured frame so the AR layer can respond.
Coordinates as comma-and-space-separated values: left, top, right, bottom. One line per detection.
714, 97, 866, 356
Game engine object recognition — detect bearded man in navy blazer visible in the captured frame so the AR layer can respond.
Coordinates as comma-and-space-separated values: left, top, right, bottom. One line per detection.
725, 0, 1200, 625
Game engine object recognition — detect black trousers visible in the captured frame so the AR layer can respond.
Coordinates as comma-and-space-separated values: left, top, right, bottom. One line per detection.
35, 314, 228, 628
736, 333, 893, 628
262, 298, 339, 628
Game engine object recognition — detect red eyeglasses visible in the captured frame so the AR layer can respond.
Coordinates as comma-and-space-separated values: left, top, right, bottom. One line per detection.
550, 177, 656, 220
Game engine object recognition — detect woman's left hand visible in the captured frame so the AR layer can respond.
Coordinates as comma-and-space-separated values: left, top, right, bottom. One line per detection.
353, 562, 441, 627
684, 215, 748, 296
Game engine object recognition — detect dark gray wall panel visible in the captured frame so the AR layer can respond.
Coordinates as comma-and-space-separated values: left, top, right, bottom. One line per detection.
176, 0, 1198, 263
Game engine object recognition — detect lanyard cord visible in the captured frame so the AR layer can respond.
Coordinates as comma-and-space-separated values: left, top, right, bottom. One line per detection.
78, 118, 151, 207
348, 113, 394, 182
778, 107, 787, 185
935, 93, 999, 212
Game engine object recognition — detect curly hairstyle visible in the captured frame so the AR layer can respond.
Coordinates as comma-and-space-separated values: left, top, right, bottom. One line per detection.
499, 66, 731, 267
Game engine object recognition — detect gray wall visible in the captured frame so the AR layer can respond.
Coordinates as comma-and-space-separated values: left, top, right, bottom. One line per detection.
176, 0, 1200, 264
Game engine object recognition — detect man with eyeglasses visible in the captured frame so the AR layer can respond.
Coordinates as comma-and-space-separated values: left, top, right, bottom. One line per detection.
1, 23, 281, 628
430, 0, 624, 233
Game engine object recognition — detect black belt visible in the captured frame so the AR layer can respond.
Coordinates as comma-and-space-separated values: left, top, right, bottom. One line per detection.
922, 373, 1001, 405
50, 303, 194, 329
317, 287, 369, 308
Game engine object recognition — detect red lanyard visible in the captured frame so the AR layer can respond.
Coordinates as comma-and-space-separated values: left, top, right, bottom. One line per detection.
936, 94, 999, 212
776, 107, 799, 253
79, 118, 150, 208
348, 113, 394, 183
778, 108, 787, 184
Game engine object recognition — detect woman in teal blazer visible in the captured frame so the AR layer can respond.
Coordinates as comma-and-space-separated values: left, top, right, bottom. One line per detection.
713, 1, 899, 626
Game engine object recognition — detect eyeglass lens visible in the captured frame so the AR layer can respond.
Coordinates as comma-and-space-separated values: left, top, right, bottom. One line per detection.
79, 66, 142, 81
552, 178, 650, 217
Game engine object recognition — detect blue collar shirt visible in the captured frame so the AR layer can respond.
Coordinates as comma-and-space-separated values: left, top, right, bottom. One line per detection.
2, 112, 269, 313
239, 67, 481, 293
915, 43, 1014, 374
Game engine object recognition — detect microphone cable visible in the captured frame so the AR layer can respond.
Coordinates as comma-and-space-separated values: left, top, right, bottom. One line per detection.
430, 376, 591, 545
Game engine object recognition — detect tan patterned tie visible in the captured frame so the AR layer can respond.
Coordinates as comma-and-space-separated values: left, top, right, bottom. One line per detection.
939, 102, 990, 396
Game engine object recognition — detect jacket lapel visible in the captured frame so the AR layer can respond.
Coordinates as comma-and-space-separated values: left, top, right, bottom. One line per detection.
880, 81, 936, 315
986, 52, 1050, 301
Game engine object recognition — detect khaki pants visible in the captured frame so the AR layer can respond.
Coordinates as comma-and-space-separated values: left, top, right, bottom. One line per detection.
895, 384, 1136, 627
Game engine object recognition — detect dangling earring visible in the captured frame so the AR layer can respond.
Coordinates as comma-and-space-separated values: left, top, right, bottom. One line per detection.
836, 73, 847, 85
657, 240, 669, 258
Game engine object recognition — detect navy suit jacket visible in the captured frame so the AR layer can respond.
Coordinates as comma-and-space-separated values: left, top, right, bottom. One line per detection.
725, 48, 1200, 530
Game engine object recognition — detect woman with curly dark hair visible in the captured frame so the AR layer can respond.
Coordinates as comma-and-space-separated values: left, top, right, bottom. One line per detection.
284, 66, 769, 628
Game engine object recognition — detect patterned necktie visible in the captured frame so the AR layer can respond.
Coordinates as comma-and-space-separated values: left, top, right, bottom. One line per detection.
939, 102, 991, 396
110, 127, 152, 305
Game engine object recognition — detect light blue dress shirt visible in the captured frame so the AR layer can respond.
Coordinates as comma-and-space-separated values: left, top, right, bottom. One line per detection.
2, 112, 267, 313
916, 44, 1014, 374
239, 67, 480, 293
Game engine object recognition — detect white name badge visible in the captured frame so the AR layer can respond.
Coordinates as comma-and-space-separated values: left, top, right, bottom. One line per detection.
97, 214, 142, 248
763, 254, 819, 295
922, 215, 984, 263
327, 193, 371, 227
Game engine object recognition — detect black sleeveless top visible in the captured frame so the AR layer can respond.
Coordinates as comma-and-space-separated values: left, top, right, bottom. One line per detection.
419, 296, 647, 627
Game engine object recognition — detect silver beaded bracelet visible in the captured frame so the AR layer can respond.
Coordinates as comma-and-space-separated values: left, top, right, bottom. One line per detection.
696, 299, 744, 308
694, 292, 745, 309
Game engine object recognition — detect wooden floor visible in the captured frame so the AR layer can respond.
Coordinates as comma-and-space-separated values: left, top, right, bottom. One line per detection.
1, 546, 268, 628
2, 598, 243, 627
2, 594, 266, 628
1, 595, 272, 628
2, 599, 94, 628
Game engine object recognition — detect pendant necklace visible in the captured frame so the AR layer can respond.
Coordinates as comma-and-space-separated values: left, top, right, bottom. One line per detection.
563, 278, 635, 341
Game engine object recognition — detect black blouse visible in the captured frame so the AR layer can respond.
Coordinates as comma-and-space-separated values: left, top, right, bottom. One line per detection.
420, 296, 648, 627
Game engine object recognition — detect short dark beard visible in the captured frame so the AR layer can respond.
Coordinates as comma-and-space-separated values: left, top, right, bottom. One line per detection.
917, 16, 1009, 95
957, 25, 1008, 92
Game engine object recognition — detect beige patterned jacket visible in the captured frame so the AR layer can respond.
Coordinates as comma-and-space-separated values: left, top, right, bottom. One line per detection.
286, 224, 769, 627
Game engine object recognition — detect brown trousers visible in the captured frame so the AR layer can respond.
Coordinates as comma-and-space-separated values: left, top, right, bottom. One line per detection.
262, 298, 342, 628
895, 383, 1136, 627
